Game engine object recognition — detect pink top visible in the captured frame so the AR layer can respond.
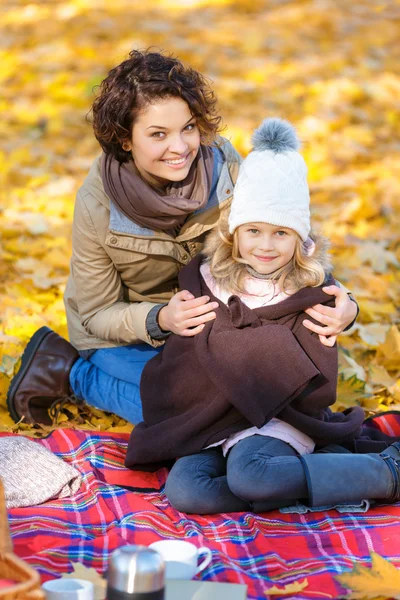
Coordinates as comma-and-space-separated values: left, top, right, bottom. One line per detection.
200, 262, 291, 309
200, 262, 315, 457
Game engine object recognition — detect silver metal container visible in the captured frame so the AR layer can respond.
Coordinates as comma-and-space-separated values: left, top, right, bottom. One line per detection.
107, 545, 165, 600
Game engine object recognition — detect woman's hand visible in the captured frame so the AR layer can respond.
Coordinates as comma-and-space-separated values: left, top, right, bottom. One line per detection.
158, 290, 219, 337
302, 285, 358, 347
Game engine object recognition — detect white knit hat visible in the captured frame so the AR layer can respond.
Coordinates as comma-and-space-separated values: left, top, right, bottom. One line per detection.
228, 118, 310, 241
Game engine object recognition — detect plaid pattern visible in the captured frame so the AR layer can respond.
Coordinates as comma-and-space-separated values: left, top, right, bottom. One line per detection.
5, 413, 400, 600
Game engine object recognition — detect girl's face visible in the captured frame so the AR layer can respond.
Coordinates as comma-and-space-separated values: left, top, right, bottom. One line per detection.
123, 96, 201, 188
237, 222, 298, 275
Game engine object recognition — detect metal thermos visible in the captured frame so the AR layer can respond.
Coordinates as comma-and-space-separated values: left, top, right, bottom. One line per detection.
106, 545, 165, 600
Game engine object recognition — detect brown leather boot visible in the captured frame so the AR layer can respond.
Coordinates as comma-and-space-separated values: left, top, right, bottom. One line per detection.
6, 327, 79, 425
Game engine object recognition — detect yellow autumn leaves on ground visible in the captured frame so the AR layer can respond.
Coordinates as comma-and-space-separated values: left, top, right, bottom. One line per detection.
0, 0, 399, 434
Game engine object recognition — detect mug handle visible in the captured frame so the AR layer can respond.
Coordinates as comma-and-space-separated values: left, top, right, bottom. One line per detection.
195, 547, 212, 574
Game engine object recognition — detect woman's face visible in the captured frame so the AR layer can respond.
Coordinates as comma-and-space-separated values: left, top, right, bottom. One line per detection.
124, 96, 201, 188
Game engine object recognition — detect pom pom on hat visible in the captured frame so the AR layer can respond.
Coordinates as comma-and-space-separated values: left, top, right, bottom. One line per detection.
251, 118, 301, 153
228, 117, 311, 241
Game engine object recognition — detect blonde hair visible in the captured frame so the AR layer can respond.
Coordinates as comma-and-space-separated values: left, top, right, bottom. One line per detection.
203, 205, 331, 295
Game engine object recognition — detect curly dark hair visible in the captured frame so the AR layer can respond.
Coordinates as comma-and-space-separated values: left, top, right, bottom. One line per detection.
91, 49, 223, 163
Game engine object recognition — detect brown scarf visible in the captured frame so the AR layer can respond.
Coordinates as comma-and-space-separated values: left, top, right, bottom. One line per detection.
101, 145, 214, 232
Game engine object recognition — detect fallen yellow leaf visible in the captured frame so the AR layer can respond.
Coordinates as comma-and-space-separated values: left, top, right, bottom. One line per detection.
368, 362, 395, 390
265, 578, 309, 596
377, 326, 400, 371
335, 552, 400, 599
333, 374, 370, 411
357, 300, 397, 323
390, 379, 400, 402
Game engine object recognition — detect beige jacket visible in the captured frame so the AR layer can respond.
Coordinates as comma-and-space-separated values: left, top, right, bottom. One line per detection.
64, 140, 242, 351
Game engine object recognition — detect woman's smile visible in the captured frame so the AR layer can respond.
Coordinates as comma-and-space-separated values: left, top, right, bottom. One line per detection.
162, 153, 192, 168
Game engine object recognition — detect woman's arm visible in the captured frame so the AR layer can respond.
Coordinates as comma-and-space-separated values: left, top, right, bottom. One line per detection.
71, 191, 164, 347
303, 284, 358, 347
72, 192, 219, 344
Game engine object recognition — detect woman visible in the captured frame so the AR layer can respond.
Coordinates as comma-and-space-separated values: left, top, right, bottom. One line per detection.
6, 50, 358, 426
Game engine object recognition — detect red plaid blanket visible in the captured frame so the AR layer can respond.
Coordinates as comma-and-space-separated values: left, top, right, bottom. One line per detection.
6, 412, 400, 600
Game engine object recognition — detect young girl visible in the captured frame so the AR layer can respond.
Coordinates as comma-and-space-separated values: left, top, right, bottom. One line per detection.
126, 118, 400, 514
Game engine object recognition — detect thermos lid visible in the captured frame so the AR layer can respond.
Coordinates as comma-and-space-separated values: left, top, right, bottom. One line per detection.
107, 545, 165, 593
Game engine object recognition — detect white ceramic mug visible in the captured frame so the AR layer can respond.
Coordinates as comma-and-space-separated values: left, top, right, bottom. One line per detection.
149, 540, 212, 580
42, 579, 94, 600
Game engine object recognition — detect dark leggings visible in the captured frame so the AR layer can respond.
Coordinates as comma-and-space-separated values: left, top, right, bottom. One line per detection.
165, 435, 394, 514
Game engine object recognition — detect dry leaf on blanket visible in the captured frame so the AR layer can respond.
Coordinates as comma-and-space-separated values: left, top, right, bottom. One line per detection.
61, 563, 107, 600
376, 326, 400, 372
265, 578, 309, 596
335, 552, 400, 599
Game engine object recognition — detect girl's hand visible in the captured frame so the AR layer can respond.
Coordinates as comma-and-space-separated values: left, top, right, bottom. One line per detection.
302, 285, 358, 348
158, 290, 219, 337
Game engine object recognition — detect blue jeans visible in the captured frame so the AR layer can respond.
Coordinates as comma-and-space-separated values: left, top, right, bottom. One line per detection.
69, 344, 162, 423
